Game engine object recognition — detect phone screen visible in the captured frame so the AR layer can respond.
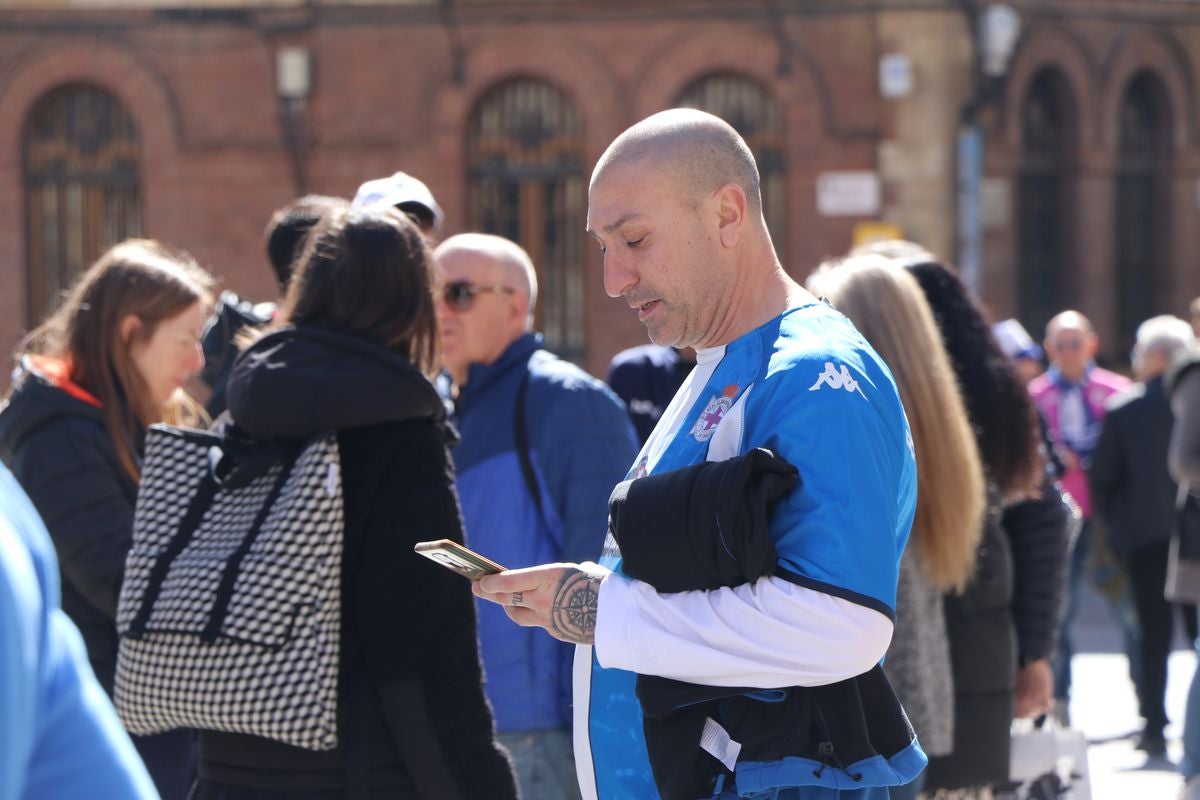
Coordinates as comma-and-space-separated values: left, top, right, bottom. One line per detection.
414, 539, 506, 580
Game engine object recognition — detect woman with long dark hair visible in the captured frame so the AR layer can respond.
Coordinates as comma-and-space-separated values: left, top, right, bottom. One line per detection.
191, 206, 517, 799
902, 257, 1072, 799
0, 239, 214, 798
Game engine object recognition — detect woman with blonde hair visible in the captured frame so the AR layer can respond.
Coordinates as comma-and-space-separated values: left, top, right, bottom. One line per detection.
0, 239, 214, 798
808, 254, 985, 800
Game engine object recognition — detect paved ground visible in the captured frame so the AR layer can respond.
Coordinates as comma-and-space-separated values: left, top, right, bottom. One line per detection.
1066, 580, 1193, 799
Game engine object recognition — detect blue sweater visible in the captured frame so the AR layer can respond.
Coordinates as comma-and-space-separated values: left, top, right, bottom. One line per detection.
451, 333, 638, 732
0, 464, 156, 800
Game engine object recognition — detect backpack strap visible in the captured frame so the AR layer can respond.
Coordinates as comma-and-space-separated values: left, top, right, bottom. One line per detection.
514, 370, 544, 519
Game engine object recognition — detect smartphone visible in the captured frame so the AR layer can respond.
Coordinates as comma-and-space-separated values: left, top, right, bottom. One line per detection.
414, 539, 507, 580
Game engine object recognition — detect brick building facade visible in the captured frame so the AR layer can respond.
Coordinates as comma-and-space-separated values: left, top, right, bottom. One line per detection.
1, 0, 1198, 383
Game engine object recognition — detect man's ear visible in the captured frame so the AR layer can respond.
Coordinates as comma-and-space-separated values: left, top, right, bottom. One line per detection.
511, 293, 533, 333
714, 183, 747, 248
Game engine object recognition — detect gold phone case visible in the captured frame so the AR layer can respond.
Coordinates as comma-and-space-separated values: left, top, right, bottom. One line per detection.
414, 539, 507, 580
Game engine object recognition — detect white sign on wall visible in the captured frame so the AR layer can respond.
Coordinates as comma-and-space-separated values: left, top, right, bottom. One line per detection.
816, 172, 881, 217
879, 53, 914, 100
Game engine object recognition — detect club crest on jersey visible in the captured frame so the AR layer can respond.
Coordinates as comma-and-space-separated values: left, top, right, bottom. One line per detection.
809, 362, 866, 398
691, 384, 739, 442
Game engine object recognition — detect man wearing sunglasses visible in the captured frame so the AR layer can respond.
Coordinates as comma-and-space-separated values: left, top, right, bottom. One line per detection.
432, 233, 638, 800
1029, 310, 1135, 726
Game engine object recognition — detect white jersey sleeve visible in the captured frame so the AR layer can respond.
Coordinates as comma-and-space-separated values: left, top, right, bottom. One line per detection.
593, 571, 893, 688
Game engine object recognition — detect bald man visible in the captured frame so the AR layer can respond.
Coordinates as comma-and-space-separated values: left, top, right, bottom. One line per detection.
1028, 311, 1136, 720
432, 233, 637, 800
474, 110, 922, 799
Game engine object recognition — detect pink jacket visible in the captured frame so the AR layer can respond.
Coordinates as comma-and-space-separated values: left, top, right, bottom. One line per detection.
1029, 365, 1131, 518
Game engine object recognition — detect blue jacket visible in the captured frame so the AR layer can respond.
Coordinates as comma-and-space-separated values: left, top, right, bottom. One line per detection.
451, 333, 638, 733
0, 463, 157, 800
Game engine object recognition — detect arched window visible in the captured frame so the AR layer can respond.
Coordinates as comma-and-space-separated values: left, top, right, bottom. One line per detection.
675, 73, 786, 249
1115, 71, 1172, 350
23, 84, 141, 322
467, 79, 585, 360
1016, 69, 1077, 338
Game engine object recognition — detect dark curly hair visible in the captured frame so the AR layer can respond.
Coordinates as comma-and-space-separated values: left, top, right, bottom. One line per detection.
905, 260, 1043, 498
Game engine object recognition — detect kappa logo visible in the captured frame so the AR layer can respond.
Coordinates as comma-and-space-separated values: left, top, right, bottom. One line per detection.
809, 362, 866, 398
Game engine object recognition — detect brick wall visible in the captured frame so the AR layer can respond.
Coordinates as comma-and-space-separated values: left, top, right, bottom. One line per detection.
1, 1, 1198, 388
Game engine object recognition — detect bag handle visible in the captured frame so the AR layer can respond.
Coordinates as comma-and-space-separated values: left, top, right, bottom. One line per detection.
200, 447, 303, 644
127, 472, 221, 639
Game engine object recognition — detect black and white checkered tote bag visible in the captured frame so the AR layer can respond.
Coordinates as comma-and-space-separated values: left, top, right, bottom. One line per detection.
114, 424, 344, 750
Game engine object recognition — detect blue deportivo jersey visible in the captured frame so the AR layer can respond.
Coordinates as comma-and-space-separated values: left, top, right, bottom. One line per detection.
573, 303, 917, 800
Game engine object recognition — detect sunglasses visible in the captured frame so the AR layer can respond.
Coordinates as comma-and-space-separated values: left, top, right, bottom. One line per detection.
441, 281, 516, 311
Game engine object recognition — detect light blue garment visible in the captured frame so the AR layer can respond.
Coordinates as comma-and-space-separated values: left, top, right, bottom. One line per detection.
1182, 636, 1200, 781
580, 304, 919, 799
0, 463, 157, 800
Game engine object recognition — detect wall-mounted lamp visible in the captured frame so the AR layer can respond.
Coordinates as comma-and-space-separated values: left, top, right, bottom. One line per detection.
276, 46, 312, 100
980, 4, 1021, 78
275, 46, 312, 196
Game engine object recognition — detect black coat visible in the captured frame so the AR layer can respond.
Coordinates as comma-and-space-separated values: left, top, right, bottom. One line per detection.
1006, 478, 1075, 665
194, 326, 516, 800
925, 470, 1073, 791
923, 497, 1014, 791
1090, 376, 1178, 555
0, 364, 137, 693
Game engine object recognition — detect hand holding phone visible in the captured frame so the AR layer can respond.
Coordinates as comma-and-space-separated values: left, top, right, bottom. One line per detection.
414, 539, 507, 581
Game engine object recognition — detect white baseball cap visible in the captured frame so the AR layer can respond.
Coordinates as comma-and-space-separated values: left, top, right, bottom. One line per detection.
351, 171, 444, 230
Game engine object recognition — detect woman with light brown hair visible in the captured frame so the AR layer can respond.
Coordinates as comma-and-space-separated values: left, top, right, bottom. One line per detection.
0, 239, 213, 799
807, 254, 985, 800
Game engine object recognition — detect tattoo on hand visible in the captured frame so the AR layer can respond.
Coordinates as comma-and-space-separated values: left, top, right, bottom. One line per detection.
549, 571, 602, 644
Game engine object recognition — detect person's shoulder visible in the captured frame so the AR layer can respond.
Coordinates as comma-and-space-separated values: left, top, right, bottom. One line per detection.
607, 344, 674, 372
1104, 383, 1147, 416
526, 352, 632, 439
1169, 349, 1200, 396
12, 406, 109, 458
341, 416, 445, 449
760, 305, 895, 396
529, 351, 616, 397
1027, 373, 1053, 396
1091, 367, 1133, 393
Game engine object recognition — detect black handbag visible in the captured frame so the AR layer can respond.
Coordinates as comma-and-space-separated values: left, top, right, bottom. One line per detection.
1165, 483, 1200, 604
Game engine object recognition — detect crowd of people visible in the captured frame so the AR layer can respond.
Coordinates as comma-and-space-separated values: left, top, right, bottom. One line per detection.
1, 106, 1199, 800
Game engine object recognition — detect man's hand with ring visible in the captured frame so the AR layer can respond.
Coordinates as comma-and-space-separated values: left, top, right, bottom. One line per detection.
473, 562, 609, 645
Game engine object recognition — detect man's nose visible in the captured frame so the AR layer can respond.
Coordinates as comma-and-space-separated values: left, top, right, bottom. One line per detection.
602, 251, 636, 299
